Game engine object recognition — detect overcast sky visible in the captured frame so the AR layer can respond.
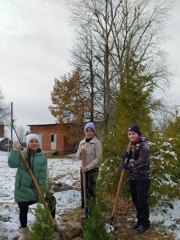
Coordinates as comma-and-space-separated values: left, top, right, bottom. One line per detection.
0, 0, 180, 134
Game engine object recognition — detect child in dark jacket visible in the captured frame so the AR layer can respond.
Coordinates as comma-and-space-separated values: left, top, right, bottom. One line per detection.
122, 125, 151, 234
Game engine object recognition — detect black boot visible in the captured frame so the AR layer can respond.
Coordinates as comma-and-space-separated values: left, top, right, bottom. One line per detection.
136, 224, 150, 234
132, 221, 141, 229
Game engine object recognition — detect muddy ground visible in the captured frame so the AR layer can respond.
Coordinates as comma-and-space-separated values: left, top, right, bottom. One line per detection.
59, 197, 175, 240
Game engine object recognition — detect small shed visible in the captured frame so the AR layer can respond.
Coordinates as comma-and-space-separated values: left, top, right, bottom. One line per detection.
0, 138, 11, 151
28, 124, 73, 156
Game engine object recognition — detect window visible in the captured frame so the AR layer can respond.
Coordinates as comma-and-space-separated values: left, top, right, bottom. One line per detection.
51, 134, 57, 143
51, 135, 54, 142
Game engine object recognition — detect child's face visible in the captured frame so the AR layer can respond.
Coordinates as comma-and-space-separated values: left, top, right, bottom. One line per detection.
128, 131, 139, 142
28, 139, 39, 152
84, 128, 95, 139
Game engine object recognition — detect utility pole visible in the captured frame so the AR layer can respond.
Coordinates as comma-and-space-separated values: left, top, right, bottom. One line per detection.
11, 102, 13, 142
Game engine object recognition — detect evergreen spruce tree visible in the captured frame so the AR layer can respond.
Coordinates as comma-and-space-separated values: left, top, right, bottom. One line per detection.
29, 204, 58, 240
29, 180, 58, 240
165, 112, 180, 181
83, 203, 110, 240
98, 60, 157, 196
149, 130, 180, 203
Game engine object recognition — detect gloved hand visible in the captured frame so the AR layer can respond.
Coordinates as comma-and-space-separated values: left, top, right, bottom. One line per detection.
121, 162, 129, 170
124, 151, 129, 158
13, 141, 21, 149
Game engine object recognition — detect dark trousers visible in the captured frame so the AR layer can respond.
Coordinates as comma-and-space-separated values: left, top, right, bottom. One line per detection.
129, 179, 151, 227
80, 168, 98, 211
18, 196, 56, 228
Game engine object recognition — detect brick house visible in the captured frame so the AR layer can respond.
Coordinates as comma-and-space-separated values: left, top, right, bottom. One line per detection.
28, 124, 73, 155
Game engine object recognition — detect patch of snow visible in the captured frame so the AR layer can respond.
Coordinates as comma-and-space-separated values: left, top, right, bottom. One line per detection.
0, 151, 81, 239
150, 200, 180, 239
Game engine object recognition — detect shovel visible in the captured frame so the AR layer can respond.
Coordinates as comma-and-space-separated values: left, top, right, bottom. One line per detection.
17, 148, 67, 239
106, 141, 132, 232
81, 146, 87, 216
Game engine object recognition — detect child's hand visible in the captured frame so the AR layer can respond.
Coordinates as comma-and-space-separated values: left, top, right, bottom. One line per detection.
81, 166, 87, 173
124, 151, 129, 158
81, 149, 87, 158
121, 163, 129, 170
13, 141, 21, 149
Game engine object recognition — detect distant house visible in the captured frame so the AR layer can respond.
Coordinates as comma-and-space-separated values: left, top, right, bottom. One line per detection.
28, 124, 73, 156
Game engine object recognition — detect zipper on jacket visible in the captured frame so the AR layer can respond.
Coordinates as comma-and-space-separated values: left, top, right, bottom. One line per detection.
32, 153, 34, 174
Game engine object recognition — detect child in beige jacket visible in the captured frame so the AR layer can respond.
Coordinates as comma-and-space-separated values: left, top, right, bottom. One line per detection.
76, 122, 102, 217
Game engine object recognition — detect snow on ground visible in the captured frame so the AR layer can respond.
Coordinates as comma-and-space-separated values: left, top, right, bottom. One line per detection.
0, 151, 81, 239
150, 200, 180, 239
0, 151, 180, 239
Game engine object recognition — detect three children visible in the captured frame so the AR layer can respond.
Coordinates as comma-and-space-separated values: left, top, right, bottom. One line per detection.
9, 123, 151, 237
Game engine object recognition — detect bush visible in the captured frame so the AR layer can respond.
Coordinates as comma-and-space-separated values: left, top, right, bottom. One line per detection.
149, 131, 180, 204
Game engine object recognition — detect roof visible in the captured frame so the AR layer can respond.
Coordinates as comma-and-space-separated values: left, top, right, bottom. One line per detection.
0, 137, 9, 142
28, 123, 58, 127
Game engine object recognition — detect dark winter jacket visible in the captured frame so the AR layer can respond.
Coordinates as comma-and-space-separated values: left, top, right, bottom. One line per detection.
8, 148, 47, 203
124, 138, 151, 180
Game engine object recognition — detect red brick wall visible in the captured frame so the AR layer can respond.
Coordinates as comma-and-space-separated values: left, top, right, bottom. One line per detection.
30, 125, 73, 155
0, 125, 4, 137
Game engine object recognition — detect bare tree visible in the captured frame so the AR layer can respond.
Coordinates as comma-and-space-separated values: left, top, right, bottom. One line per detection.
0, 87, 10, 124
72, 29, 99, 122
16, 125, 26, 144
69, 0, 172, 130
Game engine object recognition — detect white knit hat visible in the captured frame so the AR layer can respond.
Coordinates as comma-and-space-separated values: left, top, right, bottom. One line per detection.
26, 134, 40, 146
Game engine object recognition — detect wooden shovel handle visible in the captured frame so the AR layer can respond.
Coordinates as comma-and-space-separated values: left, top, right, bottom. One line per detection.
82, 157, 87, 210
111, 141, 132, 219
